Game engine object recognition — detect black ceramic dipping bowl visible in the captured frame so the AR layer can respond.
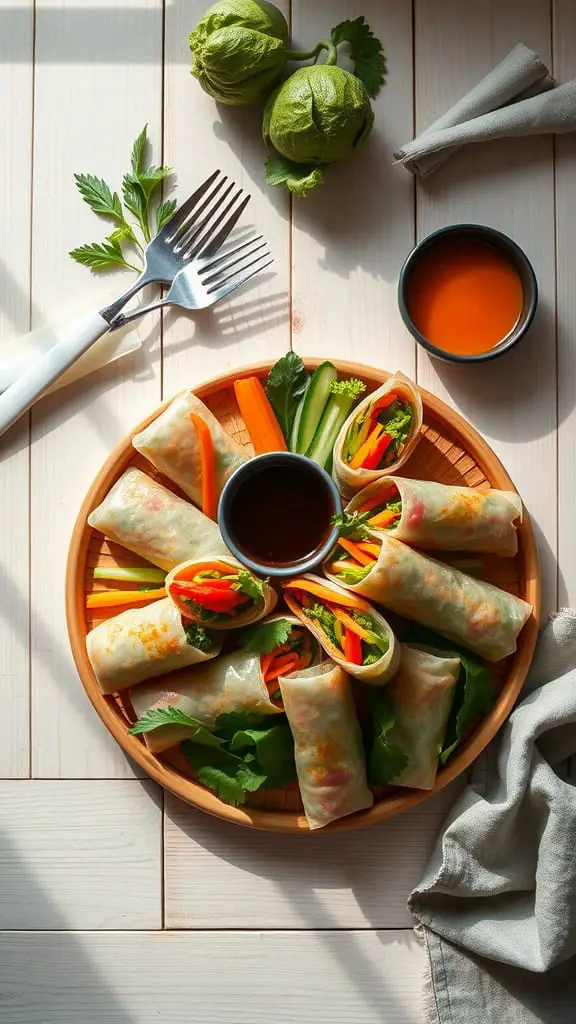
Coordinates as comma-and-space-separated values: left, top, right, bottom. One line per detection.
398, 224, 538, 364
218, 452, 342, 580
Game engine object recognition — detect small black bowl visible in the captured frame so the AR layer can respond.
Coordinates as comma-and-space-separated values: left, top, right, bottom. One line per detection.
218, 452, 342, 580
398, 224, 538, 364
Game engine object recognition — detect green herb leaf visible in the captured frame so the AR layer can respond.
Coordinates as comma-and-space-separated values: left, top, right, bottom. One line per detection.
240, 618, 293, 655
265, 352, 309, 443
364, 688, 409, 785
69, 238, 137, 272
73, 173, 124, 222
130, 124, 148, 177
184, 623, 215, 654
305, 602, 340, 650
156, 198, 178, 232
122, 174, 149, 241
229, 723, 297, 788
129, 706, 224, 747
234, 570, 265, 603
328, 378, 367, 400
330, 16, 387, 98
214, 711, 272, 737
332, 510, 372, 540
181, 742, 266, 806
136, 165, 172, 201
265, 155, 324, 197
332, 564, 372, 586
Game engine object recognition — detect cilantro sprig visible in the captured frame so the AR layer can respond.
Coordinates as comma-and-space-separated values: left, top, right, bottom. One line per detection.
363, 689, 409, 785
332, 509, 372, 541
70, 124, 174, 273
240, 618, 293, 655
330, 16, 387, 98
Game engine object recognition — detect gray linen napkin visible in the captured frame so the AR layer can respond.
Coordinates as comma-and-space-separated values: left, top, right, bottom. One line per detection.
409, 610, 576, 1023
395, 43, 561, 177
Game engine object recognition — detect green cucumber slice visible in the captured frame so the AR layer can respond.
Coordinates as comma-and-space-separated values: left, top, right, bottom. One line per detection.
295, 361, 337, 454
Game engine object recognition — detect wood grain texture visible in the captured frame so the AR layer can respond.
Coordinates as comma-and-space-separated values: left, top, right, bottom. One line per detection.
29, 0, 164, 777
0, 781, 162, 929
553, 0, 576, 607
0, 930, 424, 1023
0, 0, 34, 777
414, 0, 558, 618
162, 0, 291, 400
164, 781, 462, 929
66, 360, 539, 832
290, 0, 416, 373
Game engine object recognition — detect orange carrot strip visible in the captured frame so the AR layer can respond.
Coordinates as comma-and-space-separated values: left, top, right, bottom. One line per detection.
86, 587, 166, 609
330, 559, 361, 574
369, 509, 400, 529
338, 537, 374, 567
264, 654, 299, 682
349, 423, 384, 470
260, 653, 274, 678
356, 541, 381, 557
357, 488, 397, 514
173, 560, 233, 583
283, 578, 368, 611
330, 606, 371, 640
190, 413, 217, 521
234, 377, 288, 454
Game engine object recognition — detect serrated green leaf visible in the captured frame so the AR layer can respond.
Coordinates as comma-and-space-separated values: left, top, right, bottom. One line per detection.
68, 239, 137, 272
122, 174, 150, 242
129, 706, 223, 747
130, 124, 148, 177
229, 724, 297, 788
331, 16, 387, 98
265, 155, 324, 197
137, 165, 172, 201
234, 570, 265, 603
240, 618, 293, 655
196, 764, 247, 805
213, 711, 271, 738
73, 173, 124, 221
182, 741, 267, 806
156, 198, 178, 232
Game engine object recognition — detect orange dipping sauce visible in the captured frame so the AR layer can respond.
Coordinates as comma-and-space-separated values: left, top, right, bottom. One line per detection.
407, 237, 524, 356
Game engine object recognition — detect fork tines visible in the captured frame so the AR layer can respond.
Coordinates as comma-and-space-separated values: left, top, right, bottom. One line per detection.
201, 235, 273, 303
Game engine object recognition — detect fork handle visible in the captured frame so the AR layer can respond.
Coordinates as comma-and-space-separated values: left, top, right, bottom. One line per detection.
0, 310, 109, 441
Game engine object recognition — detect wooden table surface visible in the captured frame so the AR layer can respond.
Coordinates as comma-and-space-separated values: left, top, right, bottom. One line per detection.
1, 0, 574, 1020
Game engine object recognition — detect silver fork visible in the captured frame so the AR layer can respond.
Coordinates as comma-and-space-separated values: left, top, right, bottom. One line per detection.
0, 176, 253, 442
109, 235, 273, 329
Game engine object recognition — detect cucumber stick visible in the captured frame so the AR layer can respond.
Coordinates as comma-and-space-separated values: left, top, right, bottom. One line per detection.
289, 378, 310, 451
306, 390, 357, 470
295, 361, 337, 454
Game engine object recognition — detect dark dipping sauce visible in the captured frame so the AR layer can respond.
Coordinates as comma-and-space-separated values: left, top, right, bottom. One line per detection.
228, 462, 334, 567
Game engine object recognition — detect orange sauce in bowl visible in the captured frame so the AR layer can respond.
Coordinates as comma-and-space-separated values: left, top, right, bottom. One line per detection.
407, 237, 524, 356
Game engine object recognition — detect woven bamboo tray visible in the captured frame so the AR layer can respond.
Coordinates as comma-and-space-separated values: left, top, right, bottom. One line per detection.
66, 359, 541, 832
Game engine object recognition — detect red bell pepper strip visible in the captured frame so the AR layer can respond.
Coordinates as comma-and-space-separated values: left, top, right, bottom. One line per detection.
362, 432, 392, 470
170, 580, 246, 613
370, 391, 399, 414
343, 628, 363, 665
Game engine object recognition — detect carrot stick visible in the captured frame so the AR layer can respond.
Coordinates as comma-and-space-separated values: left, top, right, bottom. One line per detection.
264, 654, 299, 682
356, 488, 397, 514
86, 587, 167, 609
338, 537, 374, 567
260, 653, 275, 678
356, 541, 381, 558
349, 423, 383, 470
173, 560, 233, 583
234, 377, 288, 454
283, 578, 368, 611
190, 413, 217, 520
330, 606, 371, 640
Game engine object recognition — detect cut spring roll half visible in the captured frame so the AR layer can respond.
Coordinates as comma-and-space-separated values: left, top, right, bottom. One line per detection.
382, 644, 461, 790
166, 557, 277, 630
279, 661, 373, 830
325, 533, 532, 662
283, 574, 399, 685
132, 391, 248, 513
347, 476, 523, 557
86, 597, 221, 695
333, 373, 423, 499
88, 468, 229, 571
129, 649, 282, 754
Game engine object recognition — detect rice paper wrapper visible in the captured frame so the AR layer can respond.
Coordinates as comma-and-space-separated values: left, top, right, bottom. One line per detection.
279, 661, 373, 830
347, 476, 522, 556
88, 468, 229, 571
332, 373, 423, 499
324, 534, 532, 662
284, 574, 399, 685
166, 556, 278, 630
130, 649, 281, 754
132, 391, 248, 507
386, 644, 460, 790
86, 597, 221, 695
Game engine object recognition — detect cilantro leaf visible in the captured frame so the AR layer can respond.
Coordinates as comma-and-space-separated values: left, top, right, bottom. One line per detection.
240, 618, 293, 655
184, 623, 215, 653
332, 510, 372, 540
129, 706, 224, 747
229, 723, 297, 788
69, 237, 138, 272
156, 198, 178, 232
265, 352, 309, 443
73, 173, 124, 222
182, 742, 266, 806
364, 689, 409, 785
214, 711, 272, 737
234, 570, 265, 603
330, 16, 386, 98
265, 155, 324, 197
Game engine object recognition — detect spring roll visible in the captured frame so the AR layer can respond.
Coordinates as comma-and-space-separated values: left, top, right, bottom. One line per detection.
283, 574, 399, 685
333, 373, 423, 499
346, 476, 523, 557
384, 644, 461, 789
86, 597, 221, 694
129, 614, 317, 753
279, 661, 373, 829
132, 390, 248, 508
325, 533, 532, 662
88, 468, 229, 571
166, 556, 277, 630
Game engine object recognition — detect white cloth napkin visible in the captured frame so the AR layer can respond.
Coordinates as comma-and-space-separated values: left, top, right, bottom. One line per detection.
394, 43, 572, 177
409, 609, 576, 1023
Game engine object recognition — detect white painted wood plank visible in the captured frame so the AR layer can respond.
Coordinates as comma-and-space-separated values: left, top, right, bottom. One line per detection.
414, 0, 558, 617
162, 0, 291, 398
30, 0, 164, 776
0, 0, 33, 777
164, 781, 461, 929
0, 929, 424, 1023
554, 0, 576, 607
0, 781, 161, 929
291, 0, 415, 373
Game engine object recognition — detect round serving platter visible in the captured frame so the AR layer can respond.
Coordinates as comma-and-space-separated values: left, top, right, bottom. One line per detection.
66, 359, 540, 833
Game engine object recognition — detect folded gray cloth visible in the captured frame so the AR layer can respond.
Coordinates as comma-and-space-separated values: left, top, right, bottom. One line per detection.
395, 43, 562, 177
409, 610, 576, 1023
